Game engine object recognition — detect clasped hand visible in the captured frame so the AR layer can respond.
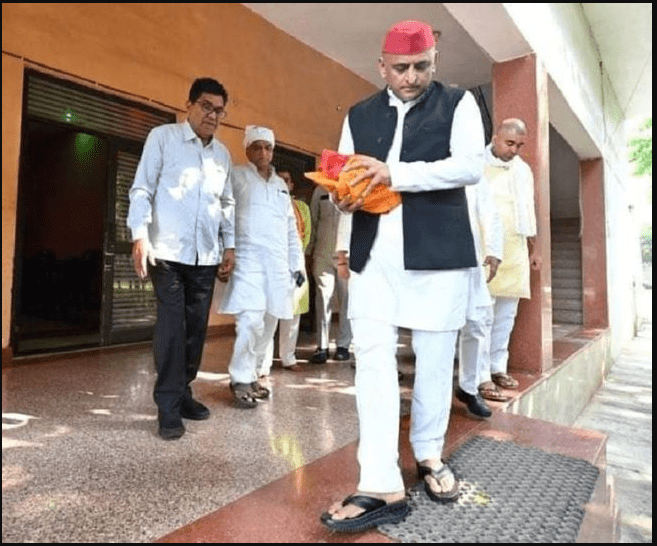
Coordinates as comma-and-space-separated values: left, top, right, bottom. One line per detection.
332, 155, 391, 213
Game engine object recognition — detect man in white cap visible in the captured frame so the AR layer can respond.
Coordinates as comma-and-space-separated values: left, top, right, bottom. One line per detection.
220, 125, 305, 408
322, 20, 484, 532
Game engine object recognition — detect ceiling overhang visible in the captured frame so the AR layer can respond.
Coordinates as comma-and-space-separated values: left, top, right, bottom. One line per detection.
243, 2, 651, 149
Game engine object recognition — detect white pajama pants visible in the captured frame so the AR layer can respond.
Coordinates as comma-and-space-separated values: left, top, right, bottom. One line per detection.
352, 318, 457, 493
458, 315, 491, 395
479, 296, 520, 384
259, 315, 302, 375
229, 310, 279, 384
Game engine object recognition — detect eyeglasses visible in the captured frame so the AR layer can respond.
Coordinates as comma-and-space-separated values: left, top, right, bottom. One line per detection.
198, 100, 227, 119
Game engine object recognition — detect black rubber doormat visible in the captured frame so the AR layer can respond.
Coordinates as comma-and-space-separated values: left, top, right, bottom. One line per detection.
379, 436, 600, 543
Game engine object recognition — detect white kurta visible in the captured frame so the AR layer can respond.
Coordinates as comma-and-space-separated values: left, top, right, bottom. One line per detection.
220, 163, 303, 319
337, 89, 485, 331
465, 175, 503, 322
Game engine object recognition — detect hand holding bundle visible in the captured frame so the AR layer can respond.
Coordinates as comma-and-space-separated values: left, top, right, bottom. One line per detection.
305, 150, 401, 214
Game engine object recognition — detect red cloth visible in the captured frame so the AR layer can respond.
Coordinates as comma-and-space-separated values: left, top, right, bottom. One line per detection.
319, 150, 350, 179
305, 150, 401, 214
382, 20, 435, 54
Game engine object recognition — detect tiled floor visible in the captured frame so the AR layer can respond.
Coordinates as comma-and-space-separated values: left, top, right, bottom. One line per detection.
2, 328, 608, 543
2, 330, 361, 542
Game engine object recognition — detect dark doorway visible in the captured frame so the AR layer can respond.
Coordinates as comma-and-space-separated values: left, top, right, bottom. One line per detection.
12, 70, 176, 356
14, 121, 109, 354
273, 145, 316, 206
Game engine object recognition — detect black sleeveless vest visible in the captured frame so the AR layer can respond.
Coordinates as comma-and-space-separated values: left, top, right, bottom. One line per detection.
347, 82, 478, 273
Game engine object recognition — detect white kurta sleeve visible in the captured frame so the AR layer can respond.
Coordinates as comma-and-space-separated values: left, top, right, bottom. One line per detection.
477, 176, 504, 261
517, 160, 538, 237
287, 198, 304, 273
335, 115, 354, 254
219, 161, 236, 249
387, 91, 485, 192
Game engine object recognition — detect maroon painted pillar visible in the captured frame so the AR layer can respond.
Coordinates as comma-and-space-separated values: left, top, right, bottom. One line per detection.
580, 158, 608, 328
492, 54, 553, 375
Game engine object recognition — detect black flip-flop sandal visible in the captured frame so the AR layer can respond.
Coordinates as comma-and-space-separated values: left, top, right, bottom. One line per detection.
230, 382, 258, 409
417, 463, 460, 503
320, 494, 410, 533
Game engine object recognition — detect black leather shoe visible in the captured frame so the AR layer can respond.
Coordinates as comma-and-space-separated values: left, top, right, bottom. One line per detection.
180, 398, 210, 420
456, 387, 492, 418
310, 348, 328, 364
158, 412, 185, 440
334, 347, 350, 361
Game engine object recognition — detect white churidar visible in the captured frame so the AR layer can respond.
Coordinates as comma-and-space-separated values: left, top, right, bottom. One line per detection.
479, 296, 521, 383
229, 310, 278, 384
353, 319, 458, 492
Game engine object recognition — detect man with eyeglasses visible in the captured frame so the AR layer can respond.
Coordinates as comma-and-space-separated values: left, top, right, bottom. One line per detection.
128, 77, 235, 440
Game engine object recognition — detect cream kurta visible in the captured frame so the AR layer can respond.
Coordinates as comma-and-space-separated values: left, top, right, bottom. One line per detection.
485, 157, 533, 299
221, 163, 303, 319
337, 89, 484, 331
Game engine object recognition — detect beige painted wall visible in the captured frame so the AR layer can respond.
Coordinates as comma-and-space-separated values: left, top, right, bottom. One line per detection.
2, 3, 377, 349
2, 55, 24, 349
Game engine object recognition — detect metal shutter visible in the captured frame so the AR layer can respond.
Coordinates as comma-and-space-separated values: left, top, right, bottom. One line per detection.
111, 151, 157, 333
26, 74, 172, 141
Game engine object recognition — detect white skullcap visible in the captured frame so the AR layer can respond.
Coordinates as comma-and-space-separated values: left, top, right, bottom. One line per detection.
244, 125, 275, 148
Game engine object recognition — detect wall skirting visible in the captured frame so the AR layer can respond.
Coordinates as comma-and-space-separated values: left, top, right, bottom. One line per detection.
2, 346, 13, 369
506, 329, 612, 426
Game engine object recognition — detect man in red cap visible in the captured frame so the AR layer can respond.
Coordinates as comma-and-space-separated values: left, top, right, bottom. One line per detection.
321, 20, 485, 532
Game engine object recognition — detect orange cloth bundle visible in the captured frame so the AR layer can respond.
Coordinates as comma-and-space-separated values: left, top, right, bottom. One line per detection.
305, 150, 401, 214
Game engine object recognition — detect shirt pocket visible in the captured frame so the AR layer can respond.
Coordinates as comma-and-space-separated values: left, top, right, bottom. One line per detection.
204, 159, 228, 198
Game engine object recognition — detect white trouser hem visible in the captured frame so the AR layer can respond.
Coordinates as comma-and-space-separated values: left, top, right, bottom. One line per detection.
352, 318, 457, 492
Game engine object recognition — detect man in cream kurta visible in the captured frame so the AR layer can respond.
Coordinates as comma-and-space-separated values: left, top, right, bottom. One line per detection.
220, 126, 304, 407
477, 119, 540, 402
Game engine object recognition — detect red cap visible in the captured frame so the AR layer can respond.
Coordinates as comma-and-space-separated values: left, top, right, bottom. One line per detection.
382, 20, 435, 55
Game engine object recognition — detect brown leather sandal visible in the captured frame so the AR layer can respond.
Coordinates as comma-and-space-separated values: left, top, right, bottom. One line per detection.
491, 372, 519, 389
250, 381, 270, 399
230, 382, 258, 408
478, 381, 510, 402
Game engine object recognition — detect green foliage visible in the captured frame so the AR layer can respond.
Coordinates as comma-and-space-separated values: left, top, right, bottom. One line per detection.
628, 118, 652, 177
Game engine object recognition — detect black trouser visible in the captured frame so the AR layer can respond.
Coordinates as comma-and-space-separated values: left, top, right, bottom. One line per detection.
148, 260, 217, 417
